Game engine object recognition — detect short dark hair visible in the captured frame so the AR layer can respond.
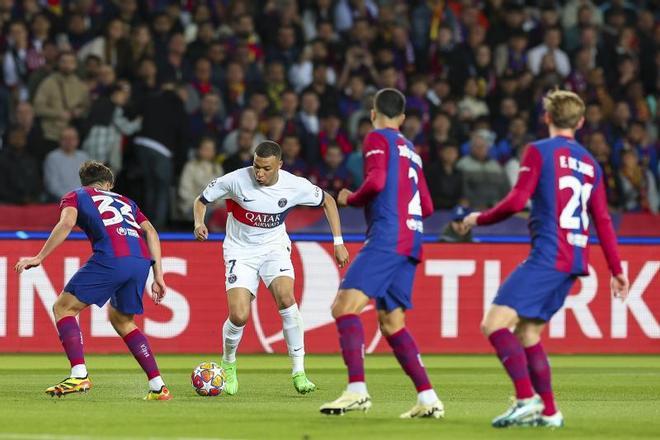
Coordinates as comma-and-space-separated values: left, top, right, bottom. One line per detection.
374, 88, 406, 118
255, 140, 282, 160
79, 161, 114, 186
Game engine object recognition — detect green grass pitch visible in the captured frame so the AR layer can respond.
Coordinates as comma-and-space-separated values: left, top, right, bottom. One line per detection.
0, 354, 658, 439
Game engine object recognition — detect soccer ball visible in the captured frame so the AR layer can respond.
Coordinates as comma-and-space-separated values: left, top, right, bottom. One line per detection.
191, 361, 225, 396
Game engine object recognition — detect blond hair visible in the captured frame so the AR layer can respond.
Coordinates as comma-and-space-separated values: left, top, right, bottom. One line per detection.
543, 89, 585, 129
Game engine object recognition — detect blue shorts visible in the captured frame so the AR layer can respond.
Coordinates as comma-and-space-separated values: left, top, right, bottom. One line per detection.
64, 255, 152, 314
340, 249, 418, 312
494, 261, 578, 322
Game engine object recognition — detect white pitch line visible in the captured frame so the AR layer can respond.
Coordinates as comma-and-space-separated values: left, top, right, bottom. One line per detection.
0, 434, 244, 440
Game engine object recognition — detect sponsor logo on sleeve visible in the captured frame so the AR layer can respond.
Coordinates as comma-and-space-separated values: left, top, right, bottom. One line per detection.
278, 198, 288, 208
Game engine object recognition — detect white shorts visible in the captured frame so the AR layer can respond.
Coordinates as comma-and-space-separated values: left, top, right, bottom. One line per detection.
223, 246, 294, 295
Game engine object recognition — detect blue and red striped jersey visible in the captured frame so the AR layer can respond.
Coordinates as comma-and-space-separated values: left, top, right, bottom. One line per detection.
478, 135, 622, 276
348, 128, 433, 260
60, 187, 151, 260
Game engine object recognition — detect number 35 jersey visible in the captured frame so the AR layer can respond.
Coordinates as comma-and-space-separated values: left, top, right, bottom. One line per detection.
478, 135, 622, 276
60, 187, 151, 260
200, 167, 324, 254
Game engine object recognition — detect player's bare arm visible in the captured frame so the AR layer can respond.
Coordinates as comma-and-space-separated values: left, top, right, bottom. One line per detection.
193, 195, 209, 241
140, 220, 167, 304
15, 206, 78, 273
321, 191, 349, 268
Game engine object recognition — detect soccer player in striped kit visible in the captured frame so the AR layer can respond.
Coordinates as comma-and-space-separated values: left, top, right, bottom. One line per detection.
463, 90, 630, 428
320, 88, 443, 419
15, 161, 171, 400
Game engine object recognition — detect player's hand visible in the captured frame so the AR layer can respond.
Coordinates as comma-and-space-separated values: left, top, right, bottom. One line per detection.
15, 256, 43, 274
463, 212, 481, 228
337, 189, 352, 207
611, 273, 630, 301
151, 276, 167, 305
334, 244, 350, 269
194, 224, 208, 241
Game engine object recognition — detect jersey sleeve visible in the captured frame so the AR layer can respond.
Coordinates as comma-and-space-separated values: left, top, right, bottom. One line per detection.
294, 177, 324, 207
59, 191, 78, 210
417, 167, 434, 218
135, 205, 149, 224
347, 131, 389, 206
588, 171, 623, 276
200, 174, 234, 204
477, 145, 542, 225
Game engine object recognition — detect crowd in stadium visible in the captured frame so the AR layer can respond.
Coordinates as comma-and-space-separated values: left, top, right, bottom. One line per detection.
0, 0, 658, 228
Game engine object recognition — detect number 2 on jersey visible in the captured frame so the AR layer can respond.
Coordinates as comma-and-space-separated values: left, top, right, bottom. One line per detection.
559, 175, 593, 231
92, 194, 141, 229
408, 167, 422, 216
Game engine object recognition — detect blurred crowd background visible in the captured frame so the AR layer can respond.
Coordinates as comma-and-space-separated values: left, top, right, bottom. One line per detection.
0, 0, 658, 230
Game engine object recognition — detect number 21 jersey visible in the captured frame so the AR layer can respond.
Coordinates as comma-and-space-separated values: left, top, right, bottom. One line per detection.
60, 187, 151, 260
478, 135, 622, 276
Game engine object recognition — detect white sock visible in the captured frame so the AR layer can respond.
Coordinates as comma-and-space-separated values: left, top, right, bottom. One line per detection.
279, 304, 305, 375
149, 375, 165, 391
222, 319, 245, 363
417, 389, 439, 406
347, 381, 368, 394
71, 364, 87, 378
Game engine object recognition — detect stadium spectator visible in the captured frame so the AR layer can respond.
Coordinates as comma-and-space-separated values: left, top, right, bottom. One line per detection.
281, 133, 308, 177
440, 205, 473, 243
77, 18, 131, 78
457, 130, 509, 209
134, 82, 187, 228
311, 142, 352, 198
619, 149, 659, 214
13, 101, 45, 162
295, 89, 321, 162
183, 57, 220, 114
178, 137, 223, 221
222, 108, 265, 156
425, 142, 464, 211
0, 126, 41, 204
527, 27, 571, 77
588, 131, 623, 210
319, 112, 352, 158
223, 129, 256, 174
43, 126, 89, 201
3, 20, 36, 102
188, 92, 224, 150
33, 51, 90, 151
81, 82, 141, 175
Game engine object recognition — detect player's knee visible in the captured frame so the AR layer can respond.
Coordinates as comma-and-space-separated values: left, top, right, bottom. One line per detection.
378, 321, 399, 337
229, 310, 249, 327
52, 297, 72, 320
514, 326, 540, 346
276, 294, 295, 310
480, 320, 496, 337
331, 301, 349, 320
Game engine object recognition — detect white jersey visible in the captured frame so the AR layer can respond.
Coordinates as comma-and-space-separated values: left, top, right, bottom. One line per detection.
201, 167, 324, 254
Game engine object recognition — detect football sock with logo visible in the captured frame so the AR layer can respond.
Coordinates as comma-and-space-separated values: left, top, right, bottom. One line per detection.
122, 329, 162, 387
336, 314, 366, 391
525, 342, 557, 415
56, 316, 88, 378
488, 328, 535, 399
385, 328, 434, 395
222, 318, 244, 363
279, 303, 305, 374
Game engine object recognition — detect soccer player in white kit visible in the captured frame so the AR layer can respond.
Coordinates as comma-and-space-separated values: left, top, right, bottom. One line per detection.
193, 140, 350, 395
